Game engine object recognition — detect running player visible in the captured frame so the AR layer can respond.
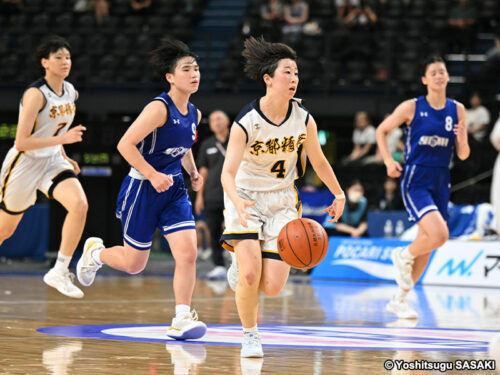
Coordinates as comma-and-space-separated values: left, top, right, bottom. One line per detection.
76, 39, 207, 340
220, 36, 345, 357
376, 56, 470, 319
0, 36, 87, 298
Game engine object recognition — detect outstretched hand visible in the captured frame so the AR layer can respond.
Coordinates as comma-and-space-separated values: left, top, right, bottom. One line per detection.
324, 197, 345, 223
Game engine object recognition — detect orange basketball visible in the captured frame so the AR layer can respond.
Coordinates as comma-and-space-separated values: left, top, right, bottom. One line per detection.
277, 218, 329, 269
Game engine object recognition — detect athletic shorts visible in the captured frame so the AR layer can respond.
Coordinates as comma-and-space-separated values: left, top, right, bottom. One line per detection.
221, 186, 301, 260
0, 147, 76, 214
400, 164, 450, 222
116, 172, 196, 250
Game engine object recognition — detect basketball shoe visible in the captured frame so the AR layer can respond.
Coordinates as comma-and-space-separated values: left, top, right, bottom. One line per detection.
227, 251, 238, 292
43, 268, 84, 299
167, 310, 207, 340
77, 237, 104, 287
206, 265, 226, 280
241, 332, 264, 358
391, 247, 414, 290
386, 295, 418, 319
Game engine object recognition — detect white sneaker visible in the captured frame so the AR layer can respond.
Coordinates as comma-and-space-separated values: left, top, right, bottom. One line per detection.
227, 251, 238, 292
206, 280, 227, 295
391, 247, 414, 290
77, 237, 104, 287
207, 265, 226, 279
386, 296, 418, 319
241, 332, 264, 358
43, 268, 84, 299
241, 357, 264, 375
167, 310, 207, 340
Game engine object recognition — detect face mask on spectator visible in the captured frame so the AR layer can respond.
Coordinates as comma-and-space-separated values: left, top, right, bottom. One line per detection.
348, 191, 363, 203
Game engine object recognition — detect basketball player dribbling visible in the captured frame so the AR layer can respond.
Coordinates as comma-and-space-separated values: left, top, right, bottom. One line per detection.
0, 36, 88, 298
376, 56, 470, 319
220, 36, 345, 357
77, 39, 207, 340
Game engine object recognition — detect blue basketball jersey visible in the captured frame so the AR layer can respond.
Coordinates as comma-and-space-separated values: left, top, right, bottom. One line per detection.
137, 92, 199, 175
404, 96, 458, 168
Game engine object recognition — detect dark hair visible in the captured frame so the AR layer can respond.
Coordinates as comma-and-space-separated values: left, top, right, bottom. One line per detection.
421, 55, 446, 76
150, 38, 197, 80
347, 179, 363, 189
34, 35, 71, 68
242, 36, 297, 84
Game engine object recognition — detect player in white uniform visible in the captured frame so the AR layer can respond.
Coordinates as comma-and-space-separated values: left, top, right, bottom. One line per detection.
220, 36, 346, 358
0, 36, 87, 298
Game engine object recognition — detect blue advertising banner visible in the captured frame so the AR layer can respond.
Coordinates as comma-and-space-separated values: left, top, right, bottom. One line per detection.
311, 237, 411, 282
298, 188, 333, 223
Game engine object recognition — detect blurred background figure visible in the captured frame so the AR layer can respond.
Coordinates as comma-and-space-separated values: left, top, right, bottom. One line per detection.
466, 92, 490, 144
490, 113, 500, 235
342, 111, 376, 165
324, 180, 368, 238
376, 177, 404, 211
282, 0, 309, 45
447, 0, 477, 53
196, 110, 230, 279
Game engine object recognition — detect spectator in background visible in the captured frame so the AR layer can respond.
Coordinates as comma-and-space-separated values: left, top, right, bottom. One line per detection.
337, 0, 377, 29
324, 180, 368, 237
195, 110, 230, 279
91, 0, 109, 25
260, 0, 284, 41
448, 0, 477, 53
130, 0, 151, 15
377, 177, 404, 211
366, 114, 403, 165
466, 92, 490, 143
282, 0, 309, 45
490, 113, 500, 235
342, 111, 376, 165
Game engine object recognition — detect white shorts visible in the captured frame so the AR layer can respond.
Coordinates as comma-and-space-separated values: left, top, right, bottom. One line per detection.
221, 186, 301, 260
0, 148, 76, 214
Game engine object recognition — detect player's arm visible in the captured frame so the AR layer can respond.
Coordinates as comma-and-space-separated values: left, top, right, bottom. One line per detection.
376, 99, 414, 177
15, 88, 86, 151
220, 123, 255, 227
304, 117, 345, 222
454, 102, 470, 161
117, 101, 172, 193
181, 108, 204, 192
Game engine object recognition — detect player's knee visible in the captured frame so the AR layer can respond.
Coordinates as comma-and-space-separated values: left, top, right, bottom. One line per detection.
435, 227, 449, 247
0, 225, 16, 241
69, 198, 88, 218
242, 269, 260, 287
261, 283, 282, 297
124, 261, 146, 275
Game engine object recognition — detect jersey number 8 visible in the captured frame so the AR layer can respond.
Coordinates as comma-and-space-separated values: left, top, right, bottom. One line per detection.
445, 116, 453, 132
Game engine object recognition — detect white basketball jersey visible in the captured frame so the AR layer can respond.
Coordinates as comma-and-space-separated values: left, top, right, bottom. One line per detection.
16, 78, 77, 157
234, 98, 309, 191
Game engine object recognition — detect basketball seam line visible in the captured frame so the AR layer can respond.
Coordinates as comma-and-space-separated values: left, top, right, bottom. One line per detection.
299, 219, 313, 266
285, 222, 308, 267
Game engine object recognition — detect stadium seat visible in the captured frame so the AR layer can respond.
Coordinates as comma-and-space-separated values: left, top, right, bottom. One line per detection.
76, 13, 96, 35
53, 12, 74, 35
31, 13, 50, 34
22, 0, 43, 14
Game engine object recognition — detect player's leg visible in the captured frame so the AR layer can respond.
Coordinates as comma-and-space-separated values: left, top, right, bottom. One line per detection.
165, 228, 207, 340
0, 211, 23, 245
234, 238, 264, 358
259, 258, 290, 297
205, 207, 226, 278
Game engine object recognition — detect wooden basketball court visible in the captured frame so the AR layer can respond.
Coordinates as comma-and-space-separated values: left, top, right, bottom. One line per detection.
1, 274, 499, 374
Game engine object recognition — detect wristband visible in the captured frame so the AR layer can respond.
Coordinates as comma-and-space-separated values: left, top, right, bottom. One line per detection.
335, 192, 345, 200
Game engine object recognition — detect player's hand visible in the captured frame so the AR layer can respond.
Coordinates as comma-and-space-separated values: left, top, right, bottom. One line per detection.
324, 197, 345, 223
62, 125, 86, 144
65, 157, 81, 175
235, 197, 256, 228
454, 119, 468, 145
195, 194, 204, 216
190, 171, 203, 192
149, 171, 173, 193
385, 159, 403, 178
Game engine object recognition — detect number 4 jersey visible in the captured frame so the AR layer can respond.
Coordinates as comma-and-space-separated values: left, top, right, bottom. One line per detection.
404, 96, 458, 168
16, 78, 77, 158
234, 98, 309, 192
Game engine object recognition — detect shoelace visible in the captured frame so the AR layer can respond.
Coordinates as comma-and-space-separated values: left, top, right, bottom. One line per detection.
244, 332, 261, 346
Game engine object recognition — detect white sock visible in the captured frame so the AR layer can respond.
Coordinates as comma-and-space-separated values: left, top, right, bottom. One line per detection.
401, 247, 415, 260
243, 326, 258, 334
91, 248, 103, 266
175, 304, 190, 318
53, 252, 71, 272
395, 288, 409, 300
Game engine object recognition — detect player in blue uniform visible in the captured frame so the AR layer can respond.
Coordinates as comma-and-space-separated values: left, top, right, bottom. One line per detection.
76, 39, 207, 339
376, 56, 470, 319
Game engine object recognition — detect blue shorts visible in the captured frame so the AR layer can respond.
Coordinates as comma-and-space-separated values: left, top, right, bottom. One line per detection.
400, 164, 450, 222
116, 173, 195, 250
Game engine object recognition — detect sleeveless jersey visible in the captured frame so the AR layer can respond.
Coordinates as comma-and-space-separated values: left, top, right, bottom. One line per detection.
404, 96, 458, 168
234, 98, 308, 192
131, 92, 199, 176
15, 78, 77, 158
